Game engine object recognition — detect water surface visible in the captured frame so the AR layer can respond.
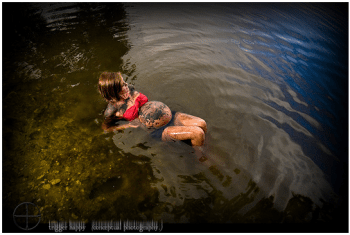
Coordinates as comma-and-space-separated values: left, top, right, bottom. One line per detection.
3, 3, 348, 232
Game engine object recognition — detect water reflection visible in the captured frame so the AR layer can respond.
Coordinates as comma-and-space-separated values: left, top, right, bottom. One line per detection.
2, 2, 348, 232
227, 3, 348, 193
122, 2, 347, 226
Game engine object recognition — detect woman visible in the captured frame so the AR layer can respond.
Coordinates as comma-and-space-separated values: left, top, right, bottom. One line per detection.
98, 72, 207, 146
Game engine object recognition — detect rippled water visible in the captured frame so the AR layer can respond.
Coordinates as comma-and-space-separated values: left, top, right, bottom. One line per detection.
3, 3, 348, 232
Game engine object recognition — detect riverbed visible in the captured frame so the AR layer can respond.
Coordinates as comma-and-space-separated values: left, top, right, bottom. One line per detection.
3, 3, 348, 232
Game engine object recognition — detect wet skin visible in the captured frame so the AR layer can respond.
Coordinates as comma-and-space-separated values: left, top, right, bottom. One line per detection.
138, 101, 172, 129
102, 82, 207, 146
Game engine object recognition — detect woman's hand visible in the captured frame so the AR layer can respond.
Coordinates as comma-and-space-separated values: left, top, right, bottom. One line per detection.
102, 119, 141, 133
128, 118, 141, 128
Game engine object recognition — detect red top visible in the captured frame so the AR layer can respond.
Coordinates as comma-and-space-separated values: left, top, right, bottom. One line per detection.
123, 93, 148, 121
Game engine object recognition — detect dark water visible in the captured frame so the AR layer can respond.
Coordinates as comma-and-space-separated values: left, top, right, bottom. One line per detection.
3, 3, 348, 232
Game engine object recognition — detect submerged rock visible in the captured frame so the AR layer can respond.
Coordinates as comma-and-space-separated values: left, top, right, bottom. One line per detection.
37, 174, 45, 180
51, 179, 61, 185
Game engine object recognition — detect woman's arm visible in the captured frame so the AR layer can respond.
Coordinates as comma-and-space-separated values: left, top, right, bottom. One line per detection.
102, 118, 141, 133
102, 122, 135, 132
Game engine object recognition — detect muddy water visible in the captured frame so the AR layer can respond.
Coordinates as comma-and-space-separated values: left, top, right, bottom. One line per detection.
3, 3, 348, 232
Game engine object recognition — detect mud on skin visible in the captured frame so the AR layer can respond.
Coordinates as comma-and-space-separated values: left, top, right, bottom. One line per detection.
138, 101, 172, 129
116, 84, 135, 116
104, 84, 135, 119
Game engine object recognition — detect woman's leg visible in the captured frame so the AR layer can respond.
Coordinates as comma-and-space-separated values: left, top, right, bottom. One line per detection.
174, 112, 207, 133
162, 126, 205, 146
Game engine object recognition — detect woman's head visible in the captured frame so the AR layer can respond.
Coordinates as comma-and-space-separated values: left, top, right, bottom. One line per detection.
98, 72, 128, 102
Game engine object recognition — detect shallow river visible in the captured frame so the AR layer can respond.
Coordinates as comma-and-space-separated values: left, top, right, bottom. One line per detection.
3, 3, 348, 232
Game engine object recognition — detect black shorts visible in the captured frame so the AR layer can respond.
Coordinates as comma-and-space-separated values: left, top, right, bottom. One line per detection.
149, 111, 177, 140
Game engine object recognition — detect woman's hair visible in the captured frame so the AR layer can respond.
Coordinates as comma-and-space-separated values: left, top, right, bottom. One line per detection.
98, 71, 123, 102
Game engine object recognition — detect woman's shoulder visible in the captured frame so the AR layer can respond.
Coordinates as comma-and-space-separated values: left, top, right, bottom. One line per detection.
104, 102, 119, 118
104, 100, 128, 119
